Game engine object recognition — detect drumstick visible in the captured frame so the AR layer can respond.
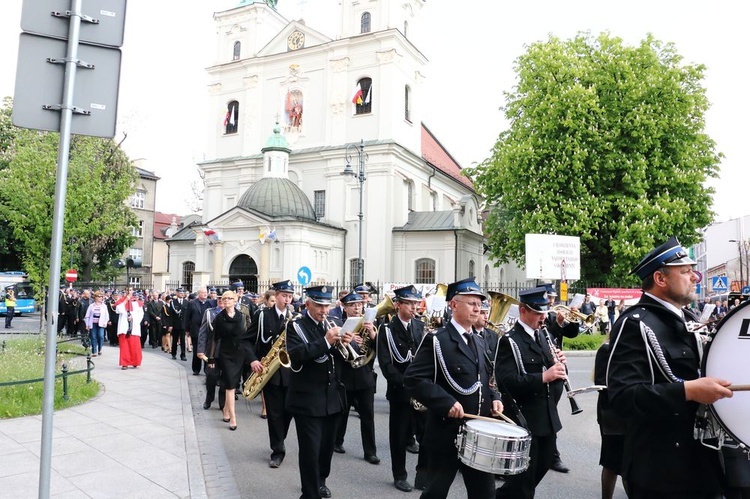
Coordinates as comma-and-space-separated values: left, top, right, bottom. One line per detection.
729, 384, 750, 392
464, 412, 516, 425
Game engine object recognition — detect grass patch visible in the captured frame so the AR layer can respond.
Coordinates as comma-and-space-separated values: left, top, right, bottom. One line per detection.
0, 336, 100, 419
565, 333, 607, 351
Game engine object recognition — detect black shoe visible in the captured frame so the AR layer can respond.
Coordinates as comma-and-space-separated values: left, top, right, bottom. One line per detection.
171, 355, 177, 360
365, 454, 380, 465
202, 402, 211, 410
192, 372, 200, 376
394, 479, 412, 492
180, 356, 187, 361
268, 458, 281, 468
406, 443, 420, 454
550, 457, 570, 473
318, 485, 331, 498
333, 445, 346, 454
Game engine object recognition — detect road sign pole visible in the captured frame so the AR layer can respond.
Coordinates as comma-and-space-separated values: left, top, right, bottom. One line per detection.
40, 1, 84, 496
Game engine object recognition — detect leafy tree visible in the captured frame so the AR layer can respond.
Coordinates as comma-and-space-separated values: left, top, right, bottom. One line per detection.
466, 33, 720, 285
0, 99, 138, 292
0, 97, 23, 269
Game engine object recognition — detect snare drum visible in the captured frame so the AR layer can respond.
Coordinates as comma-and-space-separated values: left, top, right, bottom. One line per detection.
702, 300, 750, 448
455, 419, 531, 475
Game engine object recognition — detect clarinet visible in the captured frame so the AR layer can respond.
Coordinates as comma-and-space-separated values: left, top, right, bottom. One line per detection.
541, 326, 583, 415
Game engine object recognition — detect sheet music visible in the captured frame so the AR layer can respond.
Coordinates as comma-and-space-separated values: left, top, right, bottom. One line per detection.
364, 307, 377, 323
699, 304, 715, 324
340, 317, 361, 335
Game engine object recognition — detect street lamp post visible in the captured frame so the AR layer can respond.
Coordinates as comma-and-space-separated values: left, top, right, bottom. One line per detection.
729, 239, 744, 287
342, 139, 367, 286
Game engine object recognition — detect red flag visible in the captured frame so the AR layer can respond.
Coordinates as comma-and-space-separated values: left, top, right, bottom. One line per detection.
351, 83, 363, 105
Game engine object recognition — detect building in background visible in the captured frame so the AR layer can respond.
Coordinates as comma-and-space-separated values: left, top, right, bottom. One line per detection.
694, 215, 750, 299
164, 0, 519, 291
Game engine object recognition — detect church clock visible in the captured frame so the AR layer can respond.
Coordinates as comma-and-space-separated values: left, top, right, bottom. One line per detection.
287, 31, 305, 51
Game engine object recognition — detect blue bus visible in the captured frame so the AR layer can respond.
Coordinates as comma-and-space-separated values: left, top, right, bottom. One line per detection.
0, 272, 37, 315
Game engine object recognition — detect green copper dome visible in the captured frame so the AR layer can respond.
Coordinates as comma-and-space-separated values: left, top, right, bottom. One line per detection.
261, 124, 291, 153
238, 178, 316, 221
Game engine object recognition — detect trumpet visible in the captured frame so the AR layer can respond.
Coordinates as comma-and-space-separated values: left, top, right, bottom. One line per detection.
551, 304, 595, 329
326, 316, 364, 365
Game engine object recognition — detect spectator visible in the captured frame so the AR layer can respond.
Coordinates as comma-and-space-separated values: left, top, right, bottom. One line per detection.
579, 294, 596, 315
84, 291, 109, 357
4, 288, 16, 329
604, 297, 617, 326
595, 299, 609, 334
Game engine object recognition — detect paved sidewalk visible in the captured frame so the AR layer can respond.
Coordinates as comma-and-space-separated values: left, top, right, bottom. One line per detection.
0, 343, 207, 498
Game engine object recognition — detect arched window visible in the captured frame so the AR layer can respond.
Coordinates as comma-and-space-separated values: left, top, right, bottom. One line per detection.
404, 85, 411, 122
361, 12, 371, 33
415, 258, 435, 284
232, 41, 241, 61
350, 258, 364, 287
354, 77, 372, 115
229, 254, 259, 292
224, 100, 239, 135
469, 259, 476, 279
182, 261, 195, 292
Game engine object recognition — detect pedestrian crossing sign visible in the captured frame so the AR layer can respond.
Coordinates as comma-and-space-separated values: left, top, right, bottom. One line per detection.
712, 276, 728, 292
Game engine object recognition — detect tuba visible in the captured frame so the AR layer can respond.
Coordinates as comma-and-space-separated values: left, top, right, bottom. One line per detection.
242, 311, 299, 400
486, 291, 520, 333
347, 294, 396, 368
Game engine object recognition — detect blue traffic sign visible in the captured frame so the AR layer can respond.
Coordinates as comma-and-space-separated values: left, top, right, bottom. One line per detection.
712, 276, 728, 292
742, 286, 750, 295
297, 266, 312, 286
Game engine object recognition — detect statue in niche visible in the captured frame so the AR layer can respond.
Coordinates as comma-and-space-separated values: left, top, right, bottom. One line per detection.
285, 90, 304, 131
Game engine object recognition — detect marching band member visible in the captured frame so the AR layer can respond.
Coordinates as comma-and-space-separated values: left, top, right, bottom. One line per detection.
377, 285, 427, 492
333, 292, 380, 464
285, 285, 355, 499
474, 300, 500, 372
607, 237, 732, 499
404, 278, 503, 498
249, 280, 296, 469
495, 287, 566, 499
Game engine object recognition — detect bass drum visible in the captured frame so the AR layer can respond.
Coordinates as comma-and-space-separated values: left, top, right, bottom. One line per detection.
702, 299, 750, 448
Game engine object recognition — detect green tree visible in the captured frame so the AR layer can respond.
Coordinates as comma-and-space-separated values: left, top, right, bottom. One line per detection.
467, 33, 720, 285
0, 99, 138, 291
0, 97, 24, 270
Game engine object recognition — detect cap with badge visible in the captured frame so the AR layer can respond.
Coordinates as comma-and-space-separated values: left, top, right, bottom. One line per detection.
176, 287, 186, 293
393, 285, 422, 302
446, 278, 487, 301
208, 287, 217, 293
631, 236, 697, 281
272, 280, 295, 294
353, 283, 372, 295
480, 300, 491, 311
341, 292, 364, 305
306, 285, 333, 305
230, 281, 244, 291
518, 286, 550, 313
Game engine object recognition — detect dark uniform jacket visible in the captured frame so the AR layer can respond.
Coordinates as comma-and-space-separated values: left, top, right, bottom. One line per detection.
606, 294, 723, 494
249, 306, 292, 387
377, 315, 424, 403
184, 299, 211, 334
169, 298, 186, 330
495, 322, 563, 436
404, 322, 501, 451
146, 300, 162, 325
284, 314, 346, 417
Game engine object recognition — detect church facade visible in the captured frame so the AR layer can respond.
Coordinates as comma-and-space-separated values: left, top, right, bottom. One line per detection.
166, 0, 511, 291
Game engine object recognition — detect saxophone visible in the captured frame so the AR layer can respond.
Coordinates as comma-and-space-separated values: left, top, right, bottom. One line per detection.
242, 311, 299, 400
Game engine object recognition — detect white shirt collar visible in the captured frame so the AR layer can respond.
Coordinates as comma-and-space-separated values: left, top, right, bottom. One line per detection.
518, 319, 537, 340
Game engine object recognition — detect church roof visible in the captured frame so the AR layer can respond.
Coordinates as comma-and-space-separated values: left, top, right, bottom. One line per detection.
261, 124, 291, 153
393, 210, 457, 232
421, 124, 473, 190
237, 177, 316, 221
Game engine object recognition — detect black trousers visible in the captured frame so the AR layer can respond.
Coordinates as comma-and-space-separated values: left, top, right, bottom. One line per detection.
205, 368, 226, 409
190, 332, 201, 373
335, 386, 377, 457
149, 320, 161, 347
264, 384, 292, 461
4, 307, 14, 327
293, 412, 338, 499
388, 397, 424, 481
57, 313, 67, 334
171, 328, 186, 358
496, 434, 556, 499
420, 443, 496, 499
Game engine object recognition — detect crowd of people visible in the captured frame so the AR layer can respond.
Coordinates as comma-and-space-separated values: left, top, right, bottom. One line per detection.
54, 236, 748, 499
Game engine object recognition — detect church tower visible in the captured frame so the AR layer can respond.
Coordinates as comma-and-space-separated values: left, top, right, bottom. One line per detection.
338, 0, 426, 39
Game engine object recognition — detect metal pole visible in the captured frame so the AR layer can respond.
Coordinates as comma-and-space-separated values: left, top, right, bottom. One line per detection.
357, 140, 365, 285
40, 1, 83, 496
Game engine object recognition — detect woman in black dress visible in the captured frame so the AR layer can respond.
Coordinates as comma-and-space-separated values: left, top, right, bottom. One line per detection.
213, 290, 262, 430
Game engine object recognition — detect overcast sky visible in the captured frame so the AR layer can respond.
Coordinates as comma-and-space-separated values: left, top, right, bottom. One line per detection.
1, 0, 747, 222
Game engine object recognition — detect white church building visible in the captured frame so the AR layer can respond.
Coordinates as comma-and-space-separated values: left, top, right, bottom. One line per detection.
166, 0, 513, 292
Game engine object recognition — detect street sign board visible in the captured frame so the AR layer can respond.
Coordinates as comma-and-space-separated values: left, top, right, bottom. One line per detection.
742, 286, 750, 295
12, 33, 121, 138
297, 266, 312, 286
65, 269, 78, 282
712, 276, 728, 293
21, 0, 127, 48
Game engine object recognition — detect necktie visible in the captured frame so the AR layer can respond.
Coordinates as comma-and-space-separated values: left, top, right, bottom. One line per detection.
463, 332, 478, 361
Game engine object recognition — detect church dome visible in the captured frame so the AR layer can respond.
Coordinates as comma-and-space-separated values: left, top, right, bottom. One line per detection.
261, 124, 291, 153
237, 177, 316, 221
